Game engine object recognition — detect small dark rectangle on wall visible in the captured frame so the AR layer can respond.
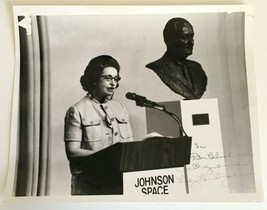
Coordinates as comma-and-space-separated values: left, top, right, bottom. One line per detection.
192, 113, 210, 125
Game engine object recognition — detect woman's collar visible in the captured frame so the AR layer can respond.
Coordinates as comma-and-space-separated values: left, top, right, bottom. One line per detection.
86, 93, 111, 104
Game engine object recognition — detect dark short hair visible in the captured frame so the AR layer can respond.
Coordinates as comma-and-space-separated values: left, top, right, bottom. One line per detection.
163, 17, 193, 45
80, 55, 120, 93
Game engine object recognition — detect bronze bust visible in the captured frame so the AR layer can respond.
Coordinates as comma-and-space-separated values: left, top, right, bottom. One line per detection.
146, 17, 207, 100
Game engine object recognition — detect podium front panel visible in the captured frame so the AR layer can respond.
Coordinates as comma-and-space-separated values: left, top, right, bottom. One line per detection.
120, 137, 191, 172
81, 136, 191, 195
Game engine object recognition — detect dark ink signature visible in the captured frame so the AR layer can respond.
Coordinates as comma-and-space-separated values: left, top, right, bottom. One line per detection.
176, 171, 254, 190
191, 152, 207, 161
191, 151, 253, 162
194, 143, 207, 149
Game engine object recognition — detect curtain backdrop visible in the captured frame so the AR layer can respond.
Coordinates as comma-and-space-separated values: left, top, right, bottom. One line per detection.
15, 16, 51, 196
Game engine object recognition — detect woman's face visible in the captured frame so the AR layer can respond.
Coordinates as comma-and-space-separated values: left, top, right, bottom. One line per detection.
95, 67, 119, 101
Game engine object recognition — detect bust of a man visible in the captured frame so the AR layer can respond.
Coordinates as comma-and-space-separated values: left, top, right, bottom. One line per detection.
146, 17, 207, 100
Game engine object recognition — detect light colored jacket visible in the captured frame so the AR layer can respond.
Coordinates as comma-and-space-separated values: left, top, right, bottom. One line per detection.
64, 95, 133, 174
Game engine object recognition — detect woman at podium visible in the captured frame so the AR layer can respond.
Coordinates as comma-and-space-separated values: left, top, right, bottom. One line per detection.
64, 55, 133, 195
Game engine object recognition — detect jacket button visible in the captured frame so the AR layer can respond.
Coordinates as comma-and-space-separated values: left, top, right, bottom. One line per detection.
111, 117, 114, 121
114, 132, 118, 136
104, 106, 108, 110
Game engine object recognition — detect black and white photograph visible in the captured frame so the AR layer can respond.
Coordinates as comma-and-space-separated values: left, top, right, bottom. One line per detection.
5, 5, 263, 202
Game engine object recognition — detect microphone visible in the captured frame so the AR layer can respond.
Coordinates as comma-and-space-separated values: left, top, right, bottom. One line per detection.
125, 92, 159, 107
126, 92, 187, 136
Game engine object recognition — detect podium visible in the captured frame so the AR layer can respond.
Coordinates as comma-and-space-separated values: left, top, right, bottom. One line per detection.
81, 136, 192, 195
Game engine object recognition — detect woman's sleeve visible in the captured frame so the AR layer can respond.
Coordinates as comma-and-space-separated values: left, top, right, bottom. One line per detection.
64, 106, 82, 142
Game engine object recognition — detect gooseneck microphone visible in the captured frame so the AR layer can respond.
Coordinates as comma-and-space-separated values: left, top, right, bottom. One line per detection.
125, 92, 160, 107
125, 92, 188, 137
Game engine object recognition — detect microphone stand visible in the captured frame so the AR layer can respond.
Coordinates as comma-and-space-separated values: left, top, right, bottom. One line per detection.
136, 100, 190, 194
136, 101, 188, 137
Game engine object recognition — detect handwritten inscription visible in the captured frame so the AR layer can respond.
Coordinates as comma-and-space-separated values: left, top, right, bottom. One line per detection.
194, 143, 207, 149
180, 144, 254, 191
176, 168, 254, 190
190, 151, 224, 161
191, 151, 253, 161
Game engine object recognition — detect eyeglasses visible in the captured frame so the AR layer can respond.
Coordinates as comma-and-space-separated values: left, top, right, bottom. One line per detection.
100, 75, 121, 82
